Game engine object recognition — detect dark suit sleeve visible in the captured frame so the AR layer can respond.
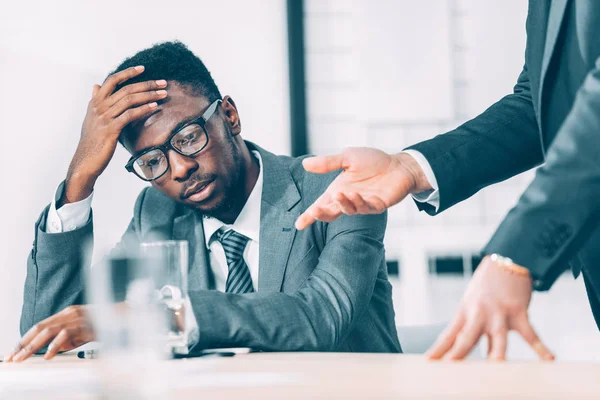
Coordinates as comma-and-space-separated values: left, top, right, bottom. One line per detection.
188, 211, 390, 352
407, 64, 543, 214
20, 205, 94, 335
484, 59, 600, 290
20, 186, 147, 335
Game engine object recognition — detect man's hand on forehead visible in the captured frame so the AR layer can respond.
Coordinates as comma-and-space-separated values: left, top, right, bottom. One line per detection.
60, 66, 169, 206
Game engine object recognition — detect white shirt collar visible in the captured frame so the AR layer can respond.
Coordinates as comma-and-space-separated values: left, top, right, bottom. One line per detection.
202, 150, 263, 247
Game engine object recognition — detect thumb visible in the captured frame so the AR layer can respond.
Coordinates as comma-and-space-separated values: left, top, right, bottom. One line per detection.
302, 153, 344, 174
92, 84, 101, 98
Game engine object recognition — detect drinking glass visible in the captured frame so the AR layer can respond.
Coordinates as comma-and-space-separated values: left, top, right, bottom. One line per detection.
139, 240, 190, 353
87, 251, 168, 398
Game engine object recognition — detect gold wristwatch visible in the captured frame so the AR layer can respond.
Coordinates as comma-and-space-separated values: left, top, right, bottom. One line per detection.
489, 254, 531, 278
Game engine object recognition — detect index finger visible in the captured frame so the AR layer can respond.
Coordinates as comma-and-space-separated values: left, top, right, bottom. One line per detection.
295, 210, 317, 231
296, 204, 342, 230
97, 65, 145, 99
295, 193, 341, 230
11, 326, 57, 362
5, 309, 68, 360
446, 317, 484, 360
426, 312, 466, 360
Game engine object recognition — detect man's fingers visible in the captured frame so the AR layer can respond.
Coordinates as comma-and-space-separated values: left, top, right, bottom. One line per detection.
363, 195, 389, 214
426, 313, 466, 360
106, 79, 168, 108
97, 65, 145, 99
348, 192, 387, 214
92, 84, 101, 98
488, 315, 508, 361
295, 212, 317, 230
302, 154, 344, 174
108, 90, 167, 118
44, 329, 70, 360
340, 192, 388, 215
488, 332, 508, 361
334, 192, 358, 215
446, 317, 484, 360
113, 102, 159, 129
296, 202, 342, 230
12, 326, 56, 362
346, 192, 370, 214
4, 320, 51, 361
3, 342, 24, 362
312, 203, 343, 223
295, 193, 340, 230
512, 314, 554, 361
15, 322, 48, 352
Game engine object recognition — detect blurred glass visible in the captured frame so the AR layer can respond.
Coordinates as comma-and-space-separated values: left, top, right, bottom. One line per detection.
87, 250, 169, 398
139, 240, 190, 353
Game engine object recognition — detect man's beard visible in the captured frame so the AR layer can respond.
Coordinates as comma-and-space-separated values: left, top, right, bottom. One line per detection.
198, 136, 247, 221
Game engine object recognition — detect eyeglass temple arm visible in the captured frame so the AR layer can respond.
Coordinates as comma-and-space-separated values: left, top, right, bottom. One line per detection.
202, 99, 223, 122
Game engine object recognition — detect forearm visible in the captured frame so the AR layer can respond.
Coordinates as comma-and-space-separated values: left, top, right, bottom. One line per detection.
21, 207, 93, 335
408, 67, 543, 214
190, 228, 385, 351
190, 291, 337, 351
59, 170, 98, 207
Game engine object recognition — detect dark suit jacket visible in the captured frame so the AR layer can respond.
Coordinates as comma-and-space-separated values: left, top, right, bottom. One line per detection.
21, 142, 401, 353
409, 0, 600, 303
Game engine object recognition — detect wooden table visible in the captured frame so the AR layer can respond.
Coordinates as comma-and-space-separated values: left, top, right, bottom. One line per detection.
1, 352, 599, 399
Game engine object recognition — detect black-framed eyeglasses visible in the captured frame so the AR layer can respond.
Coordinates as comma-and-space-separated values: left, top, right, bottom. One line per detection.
125, 99, 222, 181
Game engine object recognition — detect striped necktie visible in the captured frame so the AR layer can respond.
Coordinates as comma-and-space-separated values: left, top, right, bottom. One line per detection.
215, 229, 255, 294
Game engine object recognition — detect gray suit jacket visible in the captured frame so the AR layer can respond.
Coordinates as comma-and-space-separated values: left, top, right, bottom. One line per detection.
409, 0, 600, 303
21, 142, 401, 353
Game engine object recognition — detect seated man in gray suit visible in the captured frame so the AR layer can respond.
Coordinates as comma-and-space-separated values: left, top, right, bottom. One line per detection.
6, 41, 400, 362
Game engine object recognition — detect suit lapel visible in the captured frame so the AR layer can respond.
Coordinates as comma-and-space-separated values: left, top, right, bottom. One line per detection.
538, 0, 570, 150
170, 142, 302, 293
172, 210, 213, 291
252, 144, 302, 293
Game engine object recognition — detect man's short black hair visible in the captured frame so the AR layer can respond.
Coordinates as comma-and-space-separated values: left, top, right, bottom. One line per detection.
110, 41, 222, 146
110, 40, 222, 101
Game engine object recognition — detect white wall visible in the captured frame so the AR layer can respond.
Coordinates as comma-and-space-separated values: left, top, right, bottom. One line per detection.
0, 0, 289, 352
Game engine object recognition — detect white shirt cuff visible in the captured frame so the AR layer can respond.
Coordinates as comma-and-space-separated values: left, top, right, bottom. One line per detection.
46, 182, 93, 233
401, 149, 440, 211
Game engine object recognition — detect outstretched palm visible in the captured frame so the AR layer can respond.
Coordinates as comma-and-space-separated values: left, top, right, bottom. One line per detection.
295, 147, 426, 230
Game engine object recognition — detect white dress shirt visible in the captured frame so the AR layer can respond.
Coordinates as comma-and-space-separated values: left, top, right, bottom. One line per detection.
46, 185, 94, 233
202, 151, 262, 292
402, 149, 440, 211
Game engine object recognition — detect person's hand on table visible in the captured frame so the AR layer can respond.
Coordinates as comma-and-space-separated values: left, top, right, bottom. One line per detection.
426, 255, 555, 361
295, 147, 432, 230
4, 305, 94, 362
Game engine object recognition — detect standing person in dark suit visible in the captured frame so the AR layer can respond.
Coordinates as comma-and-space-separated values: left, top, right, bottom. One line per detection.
5, 41, 400, 362
296, 0, 600, 360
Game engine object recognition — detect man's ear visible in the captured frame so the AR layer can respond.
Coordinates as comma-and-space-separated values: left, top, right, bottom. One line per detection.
221, 95, 242, 136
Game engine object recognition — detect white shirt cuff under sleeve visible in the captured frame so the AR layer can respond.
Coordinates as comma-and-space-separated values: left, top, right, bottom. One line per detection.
401, 149, 440, 211
46, 182, 94, 233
